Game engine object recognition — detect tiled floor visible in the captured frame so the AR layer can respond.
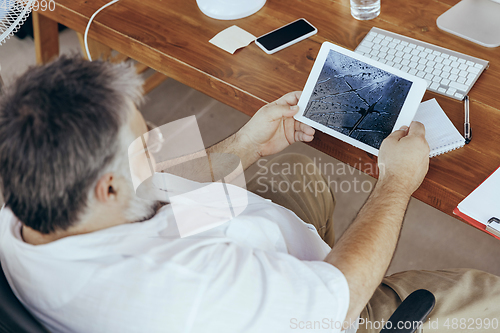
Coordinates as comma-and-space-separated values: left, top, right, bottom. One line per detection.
2, 29, 499, 277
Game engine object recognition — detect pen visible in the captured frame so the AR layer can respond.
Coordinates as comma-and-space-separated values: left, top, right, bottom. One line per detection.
464, 95, 471, 144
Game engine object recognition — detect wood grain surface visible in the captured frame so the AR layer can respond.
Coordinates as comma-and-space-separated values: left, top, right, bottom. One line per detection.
34, 0, 500, 230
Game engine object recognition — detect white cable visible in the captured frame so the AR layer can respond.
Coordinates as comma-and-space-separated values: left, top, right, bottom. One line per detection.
84, 0, 121, 61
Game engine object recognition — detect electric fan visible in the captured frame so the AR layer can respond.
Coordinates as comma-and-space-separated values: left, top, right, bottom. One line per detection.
0, 0, 34, 45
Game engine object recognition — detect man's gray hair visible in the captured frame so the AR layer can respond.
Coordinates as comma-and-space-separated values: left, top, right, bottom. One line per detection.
0, 55, 143, 234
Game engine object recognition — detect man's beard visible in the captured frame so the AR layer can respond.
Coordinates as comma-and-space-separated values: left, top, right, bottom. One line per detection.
125, 192, 163, 223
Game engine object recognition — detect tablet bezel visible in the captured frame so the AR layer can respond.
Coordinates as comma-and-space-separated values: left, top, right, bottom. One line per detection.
294, 41, 427, 156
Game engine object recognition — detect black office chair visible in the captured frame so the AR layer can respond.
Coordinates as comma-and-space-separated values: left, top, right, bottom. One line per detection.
0, 262, 435, 333
0, 263, 48, 333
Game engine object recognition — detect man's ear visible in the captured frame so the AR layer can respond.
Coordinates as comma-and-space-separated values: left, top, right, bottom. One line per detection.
95, 173, 117, 203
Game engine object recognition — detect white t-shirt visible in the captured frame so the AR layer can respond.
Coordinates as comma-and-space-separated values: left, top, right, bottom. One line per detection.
0, 188, 352, 333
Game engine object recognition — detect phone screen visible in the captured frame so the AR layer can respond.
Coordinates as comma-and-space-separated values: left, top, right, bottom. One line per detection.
257, 19, 315, 51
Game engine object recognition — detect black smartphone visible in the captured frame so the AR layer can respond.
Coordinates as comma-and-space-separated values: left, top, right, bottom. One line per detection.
255, 18, 318, 54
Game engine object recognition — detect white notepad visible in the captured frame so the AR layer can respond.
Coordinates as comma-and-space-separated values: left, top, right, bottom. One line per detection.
413, 98, 465, 157
456, 167, 500, 227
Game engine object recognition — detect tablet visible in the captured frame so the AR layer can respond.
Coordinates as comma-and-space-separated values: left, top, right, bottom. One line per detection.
294, 42, 427, 156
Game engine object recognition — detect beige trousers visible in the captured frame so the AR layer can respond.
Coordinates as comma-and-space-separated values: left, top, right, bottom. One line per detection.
247, 153, 500, 333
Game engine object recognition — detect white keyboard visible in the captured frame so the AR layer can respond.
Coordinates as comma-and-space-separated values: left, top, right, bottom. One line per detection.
355, 27, 489, 100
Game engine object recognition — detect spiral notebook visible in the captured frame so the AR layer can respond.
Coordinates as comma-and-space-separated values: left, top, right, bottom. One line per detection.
413, 98, 465, 157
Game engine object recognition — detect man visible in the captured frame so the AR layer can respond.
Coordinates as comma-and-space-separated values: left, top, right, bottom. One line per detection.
0, 55, 498, 333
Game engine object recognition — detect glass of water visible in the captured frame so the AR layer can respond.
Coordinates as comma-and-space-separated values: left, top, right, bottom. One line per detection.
350, 0, 380, 20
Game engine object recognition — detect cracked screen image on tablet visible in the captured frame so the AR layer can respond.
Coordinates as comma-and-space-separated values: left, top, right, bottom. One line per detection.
303, 49, 412, 149
295, 42, 427, 156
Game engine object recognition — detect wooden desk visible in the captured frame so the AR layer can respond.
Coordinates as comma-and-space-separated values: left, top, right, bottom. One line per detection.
33, 0, 500, 233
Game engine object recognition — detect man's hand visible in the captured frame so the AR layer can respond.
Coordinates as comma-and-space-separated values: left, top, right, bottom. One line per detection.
236, 92, 315, 161
325, 121, 430, 326
378, 121, 430, 197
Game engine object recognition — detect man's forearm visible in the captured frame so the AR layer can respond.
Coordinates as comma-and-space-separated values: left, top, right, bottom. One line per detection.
154, 132, 259, 184
155, 91, 313, 183
157, 91, 312, 182
324, 180, 411, 324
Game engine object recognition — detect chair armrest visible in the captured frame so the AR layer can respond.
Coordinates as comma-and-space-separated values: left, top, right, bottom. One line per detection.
380, 289, 436, 333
